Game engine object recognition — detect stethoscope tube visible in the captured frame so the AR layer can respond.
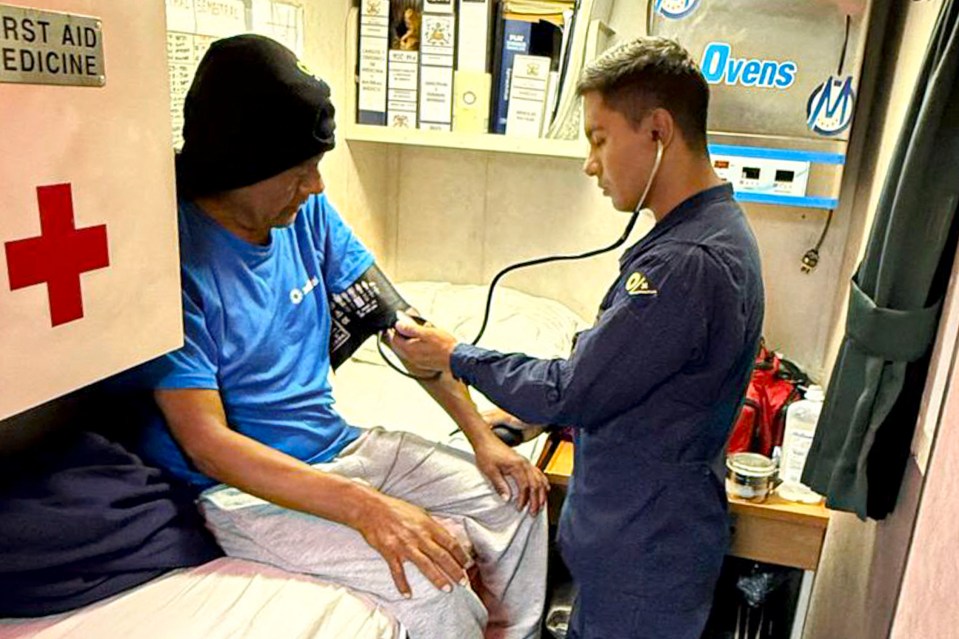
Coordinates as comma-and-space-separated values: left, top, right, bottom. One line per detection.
382, 138, 665, 379
469, 138, 664, 345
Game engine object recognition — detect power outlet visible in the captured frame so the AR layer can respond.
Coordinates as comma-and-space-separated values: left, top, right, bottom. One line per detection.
712, 155, 811, 199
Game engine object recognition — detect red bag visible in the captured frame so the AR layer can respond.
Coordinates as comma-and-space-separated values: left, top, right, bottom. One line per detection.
728, 343, 809, 457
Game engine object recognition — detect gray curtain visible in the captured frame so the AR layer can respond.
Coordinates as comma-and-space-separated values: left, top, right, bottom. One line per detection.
803, 0, 959, 520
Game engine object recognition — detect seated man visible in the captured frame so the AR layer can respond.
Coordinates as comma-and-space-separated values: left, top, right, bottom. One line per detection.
137, 34, 548, 639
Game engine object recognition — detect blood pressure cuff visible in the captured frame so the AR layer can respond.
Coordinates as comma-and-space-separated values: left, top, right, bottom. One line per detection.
329, 264, 412, 370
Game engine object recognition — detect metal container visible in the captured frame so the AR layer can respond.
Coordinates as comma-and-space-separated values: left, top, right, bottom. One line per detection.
596, 0, 878, 210
725, 452, 778, 503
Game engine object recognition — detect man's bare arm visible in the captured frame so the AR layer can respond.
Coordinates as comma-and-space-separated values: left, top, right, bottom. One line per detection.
413, 371, 549, 515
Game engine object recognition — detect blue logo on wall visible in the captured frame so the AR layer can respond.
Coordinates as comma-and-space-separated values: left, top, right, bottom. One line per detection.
700, 42, 797, 89
807, 76, 856, 136
655, 0, 701, 19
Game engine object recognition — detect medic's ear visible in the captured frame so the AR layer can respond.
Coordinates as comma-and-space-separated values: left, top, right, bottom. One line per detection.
647, 108, 675, 147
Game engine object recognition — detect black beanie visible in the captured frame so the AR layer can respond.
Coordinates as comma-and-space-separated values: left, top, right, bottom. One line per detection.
176, 34, 336, 197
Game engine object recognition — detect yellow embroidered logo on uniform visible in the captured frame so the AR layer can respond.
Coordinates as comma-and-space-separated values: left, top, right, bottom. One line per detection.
297, 60, 317, 79
625, 272, 658, 296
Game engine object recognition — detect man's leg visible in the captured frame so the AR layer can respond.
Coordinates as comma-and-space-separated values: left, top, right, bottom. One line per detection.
198, 428, 546, 639
197, 435, 487, 638
360, 428, 548, 639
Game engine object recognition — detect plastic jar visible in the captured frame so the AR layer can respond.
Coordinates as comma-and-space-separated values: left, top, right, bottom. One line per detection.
725, 452, 777, 503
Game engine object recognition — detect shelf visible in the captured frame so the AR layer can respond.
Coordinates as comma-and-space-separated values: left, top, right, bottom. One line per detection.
543, 438, 574, 487
343, 3, 585, 161
344, 124, 588, 160
729, 494, 830, 528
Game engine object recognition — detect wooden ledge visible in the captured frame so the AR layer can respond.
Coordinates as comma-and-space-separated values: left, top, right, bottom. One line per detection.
541, 439, 832, 570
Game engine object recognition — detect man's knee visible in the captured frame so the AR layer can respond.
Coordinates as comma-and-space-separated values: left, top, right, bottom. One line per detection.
510, 504, 549, 542
402, 569, 488, 635
478, 478, 550, 533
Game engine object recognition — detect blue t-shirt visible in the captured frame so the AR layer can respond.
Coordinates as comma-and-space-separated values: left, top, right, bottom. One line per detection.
138, 194, 374, 490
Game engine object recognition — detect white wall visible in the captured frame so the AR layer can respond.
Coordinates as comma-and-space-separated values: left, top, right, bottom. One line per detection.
336, 1, 874, 381
382, 146, 647, 320
356, 144, 852, 382
301, 1, 392, 261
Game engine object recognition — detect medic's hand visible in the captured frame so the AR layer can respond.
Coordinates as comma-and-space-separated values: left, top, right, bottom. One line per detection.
354, 492, 471, 598
472, 436, 549, 517
388, 313, 459, 373
482, 407, 534, 431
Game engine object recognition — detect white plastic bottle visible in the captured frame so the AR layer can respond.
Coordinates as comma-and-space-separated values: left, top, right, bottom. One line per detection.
777, 385, 825, 504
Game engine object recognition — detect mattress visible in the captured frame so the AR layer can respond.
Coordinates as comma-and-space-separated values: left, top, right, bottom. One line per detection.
0, 558, 401, 639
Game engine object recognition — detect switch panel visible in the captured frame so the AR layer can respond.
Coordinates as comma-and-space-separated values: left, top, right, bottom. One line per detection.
712, 155, 811, 199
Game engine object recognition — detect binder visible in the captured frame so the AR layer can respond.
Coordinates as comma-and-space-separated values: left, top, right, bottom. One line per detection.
490, 9, 563, 135
357, 0, 390, 125
388, 50, 419, 128
505, 54, 551, 138
490, 16, 532, 134
457, 0, 493, 72
419, 5, 456, 130
453, 70, 492, 133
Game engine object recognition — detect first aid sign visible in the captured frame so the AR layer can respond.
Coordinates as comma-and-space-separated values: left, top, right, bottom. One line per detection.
1, 0, 181, 421
0, 3, 105, 87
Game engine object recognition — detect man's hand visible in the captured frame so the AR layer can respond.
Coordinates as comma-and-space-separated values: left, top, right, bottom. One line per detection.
389, 317, 548, 515
388, 313, 459, 373
479, 389, 550, 517
354, 492, 472, 598
473, 436, 550, 516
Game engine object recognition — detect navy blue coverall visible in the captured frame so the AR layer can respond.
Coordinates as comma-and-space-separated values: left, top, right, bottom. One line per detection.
451, 184, 764, 638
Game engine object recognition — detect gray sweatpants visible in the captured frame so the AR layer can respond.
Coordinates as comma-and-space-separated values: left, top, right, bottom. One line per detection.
198, 428, 547, 639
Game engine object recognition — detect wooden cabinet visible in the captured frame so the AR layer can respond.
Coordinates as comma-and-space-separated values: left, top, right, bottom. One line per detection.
541, 439, 831, 572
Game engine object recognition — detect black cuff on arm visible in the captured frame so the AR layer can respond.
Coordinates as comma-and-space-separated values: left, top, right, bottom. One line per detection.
328, 264, 411, 369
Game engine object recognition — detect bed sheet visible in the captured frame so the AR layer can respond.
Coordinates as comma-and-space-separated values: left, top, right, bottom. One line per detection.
0, 558, 402, 639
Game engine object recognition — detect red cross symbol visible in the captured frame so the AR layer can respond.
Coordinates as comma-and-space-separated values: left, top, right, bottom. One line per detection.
4, 184, 110, 327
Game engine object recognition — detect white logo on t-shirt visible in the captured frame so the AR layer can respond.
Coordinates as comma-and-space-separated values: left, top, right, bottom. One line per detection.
290, 275, 321, 305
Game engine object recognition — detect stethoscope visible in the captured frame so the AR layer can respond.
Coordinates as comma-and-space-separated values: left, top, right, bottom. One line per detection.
380, 137, 665, 380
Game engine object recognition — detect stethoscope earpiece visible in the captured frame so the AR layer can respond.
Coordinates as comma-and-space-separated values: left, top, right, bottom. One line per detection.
634, 138, 664, 215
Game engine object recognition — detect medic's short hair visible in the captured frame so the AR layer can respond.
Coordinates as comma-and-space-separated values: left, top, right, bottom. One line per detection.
576, 37, 710, 153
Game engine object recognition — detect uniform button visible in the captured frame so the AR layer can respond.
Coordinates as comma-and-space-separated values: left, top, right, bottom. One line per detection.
547, 389, 559, 402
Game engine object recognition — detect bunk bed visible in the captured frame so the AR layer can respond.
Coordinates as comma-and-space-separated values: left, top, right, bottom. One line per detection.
0, 282, 586, 639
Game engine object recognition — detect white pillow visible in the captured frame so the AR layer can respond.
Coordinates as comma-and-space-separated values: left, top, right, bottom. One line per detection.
349, 281, 590, 366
